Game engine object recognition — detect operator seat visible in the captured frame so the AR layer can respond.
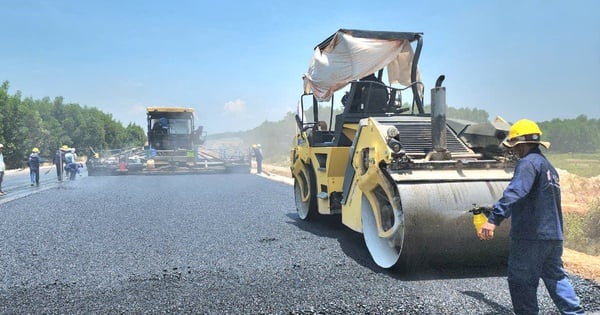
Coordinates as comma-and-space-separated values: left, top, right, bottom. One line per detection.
362, 81, 389, 113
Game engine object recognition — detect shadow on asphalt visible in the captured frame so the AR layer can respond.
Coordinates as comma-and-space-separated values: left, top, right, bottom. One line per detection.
285, 212, 508, 281
461, 290, 514, 314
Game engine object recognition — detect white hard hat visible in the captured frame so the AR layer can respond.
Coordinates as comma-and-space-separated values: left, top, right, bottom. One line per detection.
0, 143, 3, 148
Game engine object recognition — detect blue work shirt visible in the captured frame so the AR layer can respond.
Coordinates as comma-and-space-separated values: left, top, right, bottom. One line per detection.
488, 147, 564, 240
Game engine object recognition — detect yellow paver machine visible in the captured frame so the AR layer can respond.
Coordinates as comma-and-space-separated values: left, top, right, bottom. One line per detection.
87, 107, 250, 175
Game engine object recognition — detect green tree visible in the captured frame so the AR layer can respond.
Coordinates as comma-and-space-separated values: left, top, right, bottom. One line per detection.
424, 104, 490, 123
0, 80, 145, 168
0, 84, 29, 168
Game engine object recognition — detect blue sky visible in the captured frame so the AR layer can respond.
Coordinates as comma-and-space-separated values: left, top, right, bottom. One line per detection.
1, 0, 599, 134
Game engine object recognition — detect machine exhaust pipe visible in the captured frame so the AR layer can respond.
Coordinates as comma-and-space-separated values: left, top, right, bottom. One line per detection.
429, 75, 451, 160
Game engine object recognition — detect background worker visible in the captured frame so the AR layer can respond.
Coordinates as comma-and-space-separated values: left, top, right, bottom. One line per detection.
0, 144, 6, 195
478, 119, 584, 315
64, 148, 77, 180
252, 144, 263, 174
28, 147, 42, 186
53, 145, 69, 181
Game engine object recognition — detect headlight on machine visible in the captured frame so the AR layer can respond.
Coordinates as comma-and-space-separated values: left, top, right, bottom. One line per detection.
386, 127, 402, 153
387, 138, 402, 153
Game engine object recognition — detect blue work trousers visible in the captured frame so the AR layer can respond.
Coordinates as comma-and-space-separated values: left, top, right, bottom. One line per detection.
256, 158, 262, 174
508, 240, 584, 315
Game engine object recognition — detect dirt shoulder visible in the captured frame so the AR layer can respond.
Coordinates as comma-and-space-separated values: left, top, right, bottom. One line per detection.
259, 163, 600, 283
558, 169, 600, 214
557, 169, 600, 283
563, 248, 600, 283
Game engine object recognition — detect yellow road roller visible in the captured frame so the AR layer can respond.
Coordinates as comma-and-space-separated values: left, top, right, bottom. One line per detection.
290, 29, 515, 269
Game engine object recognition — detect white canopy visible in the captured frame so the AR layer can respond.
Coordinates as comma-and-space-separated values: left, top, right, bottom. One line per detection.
303, 30, 421, 102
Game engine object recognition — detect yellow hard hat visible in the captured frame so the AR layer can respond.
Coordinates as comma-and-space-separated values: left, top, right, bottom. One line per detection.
32, 147, 40, 153
252, 144, 257, 149
502, 119, 550, 149
61, 145, 69, 150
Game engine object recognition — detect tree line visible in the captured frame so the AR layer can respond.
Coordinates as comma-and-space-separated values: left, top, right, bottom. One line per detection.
442, 107, 600, 153
439, 107, 600, 153
215, 105, 600, 162
0, 81, 145, 169
3, 79, 597, 169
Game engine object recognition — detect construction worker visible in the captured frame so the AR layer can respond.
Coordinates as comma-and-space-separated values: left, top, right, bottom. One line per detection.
64, 148, 78, 180
252, 144, 263, 174
53, 145, 69, 181
28, 147, 43, 186
478, 119, 584, 315
0, 143, 6, 195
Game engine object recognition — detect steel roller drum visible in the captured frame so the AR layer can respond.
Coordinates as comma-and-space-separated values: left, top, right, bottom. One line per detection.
363, 180, 511, 269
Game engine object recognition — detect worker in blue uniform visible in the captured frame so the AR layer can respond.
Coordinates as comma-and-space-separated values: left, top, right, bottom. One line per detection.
251, 144, 263, 174
479, 119, 584, 315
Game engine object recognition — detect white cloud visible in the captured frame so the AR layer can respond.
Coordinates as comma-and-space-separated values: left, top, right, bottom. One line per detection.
224, 99, 246, 114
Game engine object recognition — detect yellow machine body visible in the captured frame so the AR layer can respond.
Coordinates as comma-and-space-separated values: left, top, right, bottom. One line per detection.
291, 29, 515, 269
291, 116, 513, 268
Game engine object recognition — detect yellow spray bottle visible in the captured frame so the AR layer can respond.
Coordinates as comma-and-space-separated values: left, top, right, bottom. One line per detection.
469, 204, 491, 234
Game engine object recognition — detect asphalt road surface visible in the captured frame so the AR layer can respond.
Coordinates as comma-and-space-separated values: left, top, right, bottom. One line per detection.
1, 169, 599, 314
0, 165, 67, 203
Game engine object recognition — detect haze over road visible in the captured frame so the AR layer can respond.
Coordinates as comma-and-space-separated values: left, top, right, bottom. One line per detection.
1, 173, 598, 313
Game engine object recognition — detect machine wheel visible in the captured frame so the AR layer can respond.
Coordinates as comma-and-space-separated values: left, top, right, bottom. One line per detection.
294, 167, 317, 220
361, 194, 402, 268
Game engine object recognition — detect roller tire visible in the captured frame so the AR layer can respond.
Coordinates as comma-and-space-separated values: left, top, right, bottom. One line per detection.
294, 167, 317, 221
361, 194, 402, 269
